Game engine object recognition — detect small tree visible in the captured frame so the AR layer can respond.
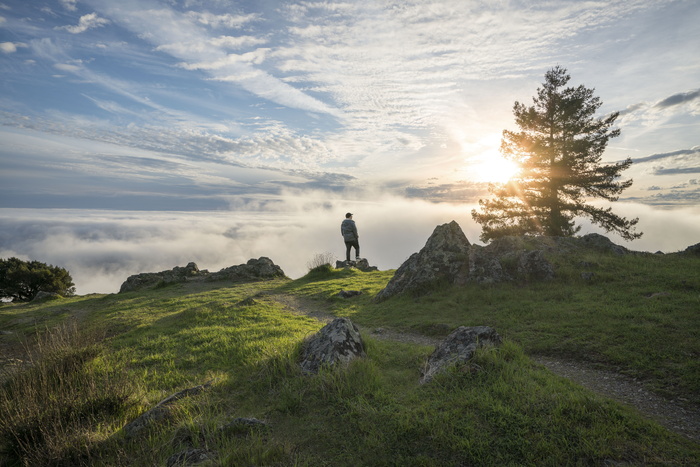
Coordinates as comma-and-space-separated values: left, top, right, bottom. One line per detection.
0, 257, 76, 302
472, 66, 642, 242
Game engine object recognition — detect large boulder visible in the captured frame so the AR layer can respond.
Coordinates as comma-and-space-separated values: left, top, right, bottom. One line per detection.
119, 257, 285, 293
421, 326, 502, 384
209, 257, 285, 281
374, 221, 471, 302
119, 262, 201, 293
300, 318, 366, 374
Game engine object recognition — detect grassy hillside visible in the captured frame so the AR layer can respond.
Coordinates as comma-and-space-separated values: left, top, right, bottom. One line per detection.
0, 248, 699, 466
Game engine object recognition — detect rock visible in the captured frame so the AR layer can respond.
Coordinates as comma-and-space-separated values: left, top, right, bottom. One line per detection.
119, 258, 285, 293
683, 242, 700, 255
220, 417, 270, 438
210, 257, 285, 281
166, 448, 217, 467
122, 382, 212, 438
335, 258, 378, 271
31, 291, 61, 302
300, 318, 366, 374
580, 233, 630, 255
374, 221, 471, 302
581, 272, 595, 281
517, 249, 555, 281
337, 290, 362, 298
421, 326, 502, 384
119, 262, 201, 293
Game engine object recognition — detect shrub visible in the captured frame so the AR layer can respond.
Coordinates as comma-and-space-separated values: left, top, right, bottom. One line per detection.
306, 252, 336, 271
0, 257, 76, 302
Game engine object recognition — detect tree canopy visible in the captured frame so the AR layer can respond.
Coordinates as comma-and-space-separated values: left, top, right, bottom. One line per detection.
0, 257, 75, 302
472, 66, 642, 242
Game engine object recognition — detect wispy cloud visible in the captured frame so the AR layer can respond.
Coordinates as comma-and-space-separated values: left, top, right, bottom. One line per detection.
0, 41, 27, 53
56, 13, 110, 34
654, 89, 700, 109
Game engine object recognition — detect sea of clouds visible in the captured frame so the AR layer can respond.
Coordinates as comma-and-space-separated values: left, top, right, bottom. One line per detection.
1, 191, 698, 295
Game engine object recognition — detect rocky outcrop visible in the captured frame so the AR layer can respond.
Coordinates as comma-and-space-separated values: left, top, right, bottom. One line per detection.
683, 242, 700, 256
335, 258, 379, 272
374, 222, 640, 301
374, 221, 471, 302
119, 257, 285, 293
122, 382, 212, 438
421, 326, 502, 384
299, 318, 366, 374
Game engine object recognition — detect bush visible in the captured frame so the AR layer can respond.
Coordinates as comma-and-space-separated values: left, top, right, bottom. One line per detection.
306, 252, 336, 271
0, 257, 75, 302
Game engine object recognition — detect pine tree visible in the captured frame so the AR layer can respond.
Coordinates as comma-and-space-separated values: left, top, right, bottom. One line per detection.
472, 66, 642, 242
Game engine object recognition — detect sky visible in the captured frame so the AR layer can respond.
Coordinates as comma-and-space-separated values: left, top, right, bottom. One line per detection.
1, 0, 699, 294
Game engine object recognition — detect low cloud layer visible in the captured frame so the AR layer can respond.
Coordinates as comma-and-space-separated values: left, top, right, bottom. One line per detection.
1, 193, 698, 295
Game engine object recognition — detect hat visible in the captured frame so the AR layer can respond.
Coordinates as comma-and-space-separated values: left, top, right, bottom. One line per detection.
345, 212, 353, 218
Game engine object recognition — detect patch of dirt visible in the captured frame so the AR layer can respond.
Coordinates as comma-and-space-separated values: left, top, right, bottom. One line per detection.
268, 292, 700, 444
534, 356, 700, 443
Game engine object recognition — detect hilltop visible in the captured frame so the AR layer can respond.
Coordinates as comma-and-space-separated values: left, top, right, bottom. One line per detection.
1, 223, 699, 466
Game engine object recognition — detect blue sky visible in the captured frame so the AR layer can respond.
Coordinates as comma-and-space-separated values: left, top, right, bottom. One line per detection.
1, 0, 699, 293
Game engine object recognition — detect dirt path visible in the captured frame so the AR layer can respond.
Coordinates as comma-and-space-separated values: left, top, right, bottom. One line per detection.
268, 292, 700, 444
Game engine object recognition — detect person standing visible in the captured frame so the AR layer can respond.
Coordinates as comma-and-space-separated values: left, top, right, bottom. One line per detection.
341, 212, 360, 263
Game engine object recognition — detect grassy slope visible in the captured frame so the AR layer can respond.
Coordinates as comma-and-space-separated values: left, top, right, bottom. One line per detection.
0, 249, 698, 466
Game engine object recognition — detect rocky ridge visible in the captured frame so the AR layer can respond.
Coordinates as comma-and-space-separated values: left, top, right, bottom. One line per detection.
374, 221, 640, 302
118, 257, 285, 293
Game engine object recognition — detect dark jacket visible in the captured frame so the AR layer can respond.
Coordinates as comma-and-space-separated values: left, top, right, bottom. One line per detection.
341, 219, 358, 242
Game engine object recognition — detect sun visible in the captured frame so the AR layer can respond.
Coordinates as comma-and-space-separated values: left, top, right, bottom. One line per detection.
472, 151, 520, 184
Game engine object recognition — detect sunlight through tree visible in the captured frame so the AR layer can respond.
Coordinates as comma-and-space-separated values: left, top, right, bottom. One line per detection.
472, 66, 642, 242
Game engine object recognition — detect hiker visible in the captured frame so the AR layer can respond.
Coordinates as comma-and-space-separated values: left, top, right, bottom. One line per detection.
341, 212, 360, 263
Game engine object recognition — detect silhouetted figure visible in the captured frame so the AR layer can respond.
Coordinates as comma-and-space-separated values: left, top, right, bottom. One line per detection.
341, 212, 360, 262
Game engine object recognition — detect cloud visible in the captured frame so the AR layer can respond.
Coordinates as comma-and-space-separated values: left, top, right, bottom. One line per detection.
2, 193, 699, 295
59, 0, 78, 11
56, 13, 110, 34
654, 89, 700, 109
631, 146, 700, 164
185, 11, 260, 29
0, 42, 27, 53
653, 167, 700, 176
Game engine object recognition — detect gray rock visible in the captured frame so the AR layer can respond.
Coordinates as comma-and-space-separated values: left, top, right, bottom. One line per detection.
31, 291, 61, 302
683, 242, 700, 255
421, 326, 502, 384
374, 221, 471, 302
166, 448, 217, 467
517, 249, 555, 281
119, 258, 285, 293
122, 382, 211, 438
337, 290, 362, 298
335, 258, 378, 271
580, 233, 630, 255
300, 318, 366, 374
220, 417, 270, 438
581, 272, 595, 281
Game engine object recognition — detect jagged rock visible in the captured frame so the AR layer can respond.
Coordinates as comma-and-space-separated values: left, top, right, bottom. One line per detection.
421, 326, 502, 384
122, 382, 212, 438
374, 221, 471, 302
300, 318, 366, 374
337, 290, 362, 298
31, 291, 61, 302
517, 249, 555, 281
335, 258, 378, 271
210, 257, 285, 281
683, 242, 700, 255
580, 233, 630, 255
220, 417, 270, 438
166, 448, 217, 467
119, 258, 285, 293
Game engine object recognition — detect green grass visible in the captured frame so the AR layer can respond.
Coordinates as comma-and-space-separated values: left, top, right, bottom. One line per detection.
0, 250, 699, 465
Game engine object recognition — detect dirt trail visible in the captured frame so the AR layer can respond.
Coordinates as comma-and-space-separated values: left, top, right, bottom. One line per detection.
268, 292, 700, 444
